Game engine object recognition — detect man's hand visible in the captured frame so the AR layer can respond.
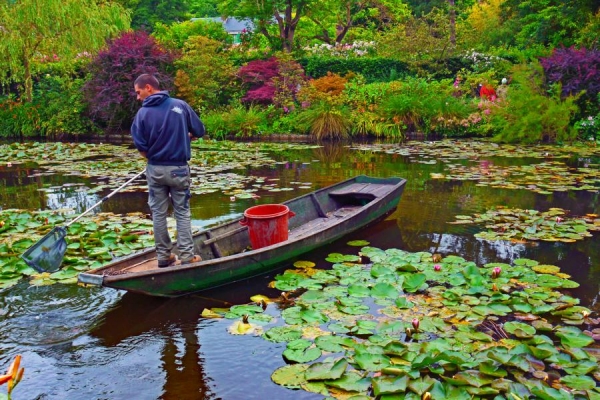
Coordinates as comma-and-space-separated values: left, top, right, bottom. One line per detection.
139, 151, 147, 158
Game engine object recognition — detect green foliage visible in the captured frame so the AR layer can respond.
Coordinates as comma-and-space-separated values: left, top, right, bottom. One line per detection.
574, 114, 599, 143
500, 0, 596, 48
174, 36, 238, 111
491, 63, 579, 144
189, 0, 220, 17
204, 104, 302, 137
152, 20, 230, 50
575, 10, 600, 49
123, 0, 189, 32
295, 101, 352, 140
339, 78, 405, 139
299, 57, 409, 82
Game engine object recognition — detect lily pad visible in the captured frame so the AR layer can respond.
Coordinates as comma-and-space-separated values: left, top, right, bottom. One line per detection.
271, 364, 309, 388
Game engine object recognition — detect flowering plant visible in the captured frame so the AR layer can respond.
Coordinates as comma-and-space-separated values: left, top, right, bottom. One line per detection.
460, 50, 503, 72
302, 41, 376, 58
574, 115, 599, 142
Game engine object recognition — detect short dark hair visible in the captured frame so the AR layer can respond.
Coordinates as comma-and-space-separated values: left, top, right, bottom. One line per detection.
134, 74, 160, 89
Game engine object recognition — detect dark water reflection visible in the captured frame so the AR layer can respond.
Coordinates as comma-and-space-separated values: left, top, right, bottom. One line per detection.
1, 142, 599, 399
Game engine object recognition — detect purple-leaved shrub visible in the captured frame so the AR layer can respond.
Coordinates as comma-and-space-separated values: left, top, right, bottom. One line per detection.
540, 46, 600, 116
83, 31, 176, 132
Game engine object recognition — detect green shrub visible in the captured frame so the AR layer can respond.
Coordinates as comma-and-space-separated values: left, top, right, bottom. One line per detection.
200, 110, 229, 140
350, 110, 404, 140
380, 77, 476, 136
491, 63, 579, 143
203, 105, 268, 138
0, 75, 99, 138
152, 20, 230, 50
174, 36, 238, 111
36, 75, 100, 137
342, 79, 405, 110
0, 98, 40, 137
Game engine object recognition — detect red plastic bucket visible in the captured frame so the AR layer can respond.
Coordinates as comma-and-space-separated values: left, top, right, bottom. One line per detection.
240, 204, 295, 249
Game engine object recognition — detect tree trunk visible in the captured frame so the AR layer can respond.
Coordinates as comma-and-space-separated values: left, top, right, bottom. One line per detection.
23, 54, 32, 103
448, 0, 456, 46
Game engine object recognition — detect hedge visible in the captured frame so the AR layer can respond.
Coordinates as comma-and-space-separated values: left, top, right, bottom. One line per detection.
298, 57, 410, 82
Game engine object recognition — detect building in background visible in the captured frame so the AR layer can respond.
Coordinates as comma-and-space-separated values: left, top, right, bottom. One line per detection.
191, 17, 254, 44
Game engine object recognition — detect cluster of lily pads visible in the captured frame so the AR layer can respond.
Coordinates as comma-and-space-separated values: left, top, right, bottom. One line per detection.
350, 139, 600, 161
0, 208, 166, 288
207, 246, 600, 399
347, 140, 600, 194
450, 207, 600, 243
431, 161, 600, 195
0, 141, 321, 197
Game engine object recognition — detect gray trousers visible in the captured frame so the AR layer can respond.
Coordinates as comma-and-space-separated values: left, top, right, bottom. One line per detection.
146, 164, 195, 262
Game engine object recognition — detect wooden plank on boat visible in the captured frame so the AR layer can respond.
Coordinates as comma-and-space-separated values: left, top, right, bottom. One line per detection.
201, 226, 247, 246
328, 183, 390, 198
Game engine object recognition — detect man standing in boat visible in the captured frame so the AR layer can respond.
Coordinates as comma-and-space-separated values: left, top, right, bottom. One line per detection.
131, 73, 205, 267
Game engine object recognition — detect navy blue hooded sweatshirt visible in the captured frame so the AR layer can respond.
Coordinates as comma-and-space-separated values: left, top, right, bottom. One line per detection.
131, 91, 205, 166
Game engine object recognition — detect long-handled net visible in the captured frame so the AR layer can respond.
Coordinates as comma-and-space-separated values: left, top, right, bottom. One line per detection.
21, 227, 68, 272
20, 169, 146, 273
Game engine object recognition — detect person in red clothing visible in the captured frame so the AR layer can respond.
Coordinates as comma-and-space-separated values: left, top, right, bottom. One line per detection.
480, 83, 497, 101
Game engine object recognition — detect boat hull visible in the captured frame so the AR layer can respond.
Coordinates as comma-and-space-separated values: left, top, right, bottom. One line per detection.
78, 175, 406, 297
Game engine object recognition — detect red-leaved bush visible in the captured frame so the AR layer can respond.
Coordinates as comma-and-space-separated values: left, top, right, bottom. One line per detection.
237, 57, 280, 104
237, 57, 306, 108
84, 31, 176, 131
540, 46, 600, 102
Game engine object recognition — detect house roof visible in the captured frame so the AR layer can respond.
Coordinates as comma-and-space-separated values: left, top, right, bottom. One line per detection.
191, 17, 254, 34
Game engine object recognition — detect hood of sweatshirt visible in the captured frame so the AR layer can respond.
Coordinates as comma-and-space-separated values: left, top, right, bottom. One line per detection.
142, 91, 170, 107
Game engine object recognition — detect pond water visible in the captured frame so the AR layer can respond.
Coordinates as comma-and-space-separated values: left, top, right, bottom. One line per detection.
0, 140, 599, 399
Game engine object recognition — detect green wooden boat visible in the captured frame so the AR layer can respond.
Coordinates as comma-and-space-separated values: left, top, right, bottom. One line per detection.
78, 175, 407, 297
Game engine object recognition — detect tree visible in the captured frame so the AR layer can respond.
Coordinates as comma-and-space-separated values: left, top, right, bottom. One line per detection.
220, 0, 321, 52
0, 0, 129, 102
303, 0, 410, 45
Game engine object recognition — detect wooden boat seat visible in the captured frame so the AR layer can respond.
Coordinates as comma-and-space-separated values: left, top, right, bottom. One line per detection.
328, 183, 390, 199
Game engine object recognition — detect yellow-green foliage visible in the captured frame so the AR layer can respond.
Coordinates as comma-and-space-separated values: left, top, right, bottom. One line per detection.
459, 0, 509, 49
174, 36, 237, 111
